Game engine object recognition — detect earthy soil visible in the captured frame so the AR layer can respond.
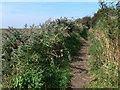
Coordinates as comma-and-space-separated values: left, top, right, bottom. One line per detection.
70, 38, 90, 88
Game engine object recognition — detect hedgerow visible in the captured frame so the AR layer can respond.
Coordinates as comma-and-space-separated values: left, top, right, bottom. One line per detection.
86, 2, 119, 88
2, 17, 87, 88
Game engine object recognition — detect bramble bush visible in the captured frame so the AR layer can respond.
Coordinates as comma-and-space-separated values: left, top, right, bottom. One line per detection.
2, 17, 87, 88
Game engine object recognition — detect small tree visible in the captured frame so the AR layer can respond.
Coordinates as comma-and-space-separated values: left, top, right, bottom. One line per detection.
98, 0, 107, 8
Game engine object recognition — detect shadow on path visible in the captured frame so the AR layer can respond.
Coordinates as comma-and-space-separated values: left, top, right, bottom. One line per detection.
70, 38, 90, 88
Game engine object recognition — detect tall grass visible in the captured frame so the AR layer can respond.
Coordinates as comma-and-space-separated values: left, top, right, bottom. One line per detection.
86, 6, 119, 88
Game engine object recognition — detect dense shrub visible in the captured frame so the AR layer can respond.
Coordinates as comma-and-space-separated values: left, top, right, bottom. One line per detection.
2, 17, 87, 88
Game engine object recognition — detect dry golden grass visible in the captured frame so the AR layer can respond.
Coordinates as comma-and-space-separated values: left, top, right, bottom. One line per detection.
94, 29, 119, 80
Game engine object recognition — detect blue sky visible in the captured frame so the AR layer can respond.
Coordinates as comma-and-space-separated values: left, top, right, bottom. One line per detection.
1, 2, 100, 28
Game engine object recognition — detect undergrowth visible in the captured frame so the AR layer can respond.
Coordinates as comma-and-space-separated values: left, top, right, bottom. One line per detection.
2, 17, 87, 88
86, 5, 119, 88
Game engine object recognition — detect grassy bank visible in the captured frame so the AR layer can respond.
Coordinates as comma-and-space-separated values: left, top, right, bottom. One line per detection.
86, 6, 119, 88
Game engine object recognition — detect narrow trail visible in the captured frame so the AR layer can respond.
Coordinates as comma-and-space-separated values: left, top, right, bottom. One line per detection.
70, 38, 90, 88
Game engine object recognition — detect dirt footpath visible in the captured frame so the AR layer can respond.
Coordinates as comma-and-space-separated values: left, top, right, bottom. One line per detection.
70, 39, 90, 88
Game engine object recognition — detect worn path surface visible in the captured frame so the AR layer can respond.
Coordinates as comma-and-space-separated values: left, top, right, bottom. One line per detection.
70, 38, 90, 88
